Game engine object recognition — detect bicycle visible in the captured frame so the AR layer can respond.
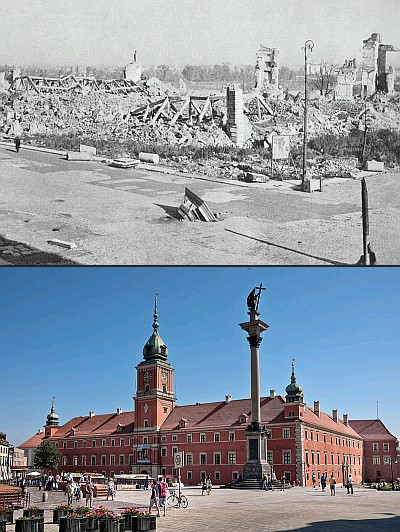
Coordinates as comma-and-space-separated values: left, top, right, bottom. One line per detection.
167, 489, 188, 508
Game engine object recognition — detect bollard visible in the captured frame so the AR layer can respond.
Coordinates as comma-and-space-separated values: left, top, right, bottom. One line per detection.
42, 492, 48, 502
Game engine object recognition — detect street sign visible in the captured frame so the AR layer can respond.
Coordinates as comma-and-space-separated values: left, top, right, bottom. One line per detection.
272, 135, 290, 160
173, 451, 184, 468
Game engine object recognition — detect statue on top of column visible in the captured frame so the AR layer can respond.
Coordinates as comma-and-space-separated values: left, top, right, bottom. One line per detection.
247, 284, 266, 312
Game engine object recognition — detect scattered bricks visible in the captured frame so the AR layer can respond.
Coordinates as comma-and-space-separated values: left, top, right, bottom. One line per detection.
365, 160, 385, 172
47, 239, 77, 249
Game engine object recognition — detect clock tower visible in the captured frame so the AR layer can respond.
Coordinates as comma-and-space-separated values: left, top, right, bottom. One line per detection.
134, 293, 176, 432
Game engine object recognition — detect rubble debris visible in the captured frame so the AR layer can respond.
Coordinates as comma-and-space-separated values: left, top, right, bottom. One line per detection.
110, 157, 140, 168
177, 188, 217, 222
365, 160, 384, 172
361, 33, 399, 98
124, 51, 142, 83
139, 152, 160, 164
47, 239, 77, 249
335, 59, 357, 101
244, 171, 269, 183
226, 85, 252, 146
255, 45, 279, 91
66, 151, 93, 161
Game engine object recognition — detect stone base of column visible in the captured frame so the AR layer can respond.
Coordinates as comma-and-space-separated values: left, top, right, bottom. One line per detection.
243, 427, 271, 480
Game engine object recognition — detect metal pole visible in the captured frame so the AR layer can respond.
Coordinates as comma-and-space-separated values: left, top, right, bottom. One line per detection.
361, 178, 370, 265
302, 40, 314, 189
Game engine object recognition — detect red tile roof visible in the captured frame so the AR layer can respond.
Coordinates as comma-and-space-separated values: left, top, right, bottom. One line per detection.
348, 419, 398, 441
303, 408, 362, 438
50, 411, 135, 438
19, 431, 45, 448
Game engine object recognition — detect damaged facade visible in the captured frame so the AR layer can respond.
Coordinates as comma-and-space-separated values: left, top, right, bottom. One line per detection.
255, 45, 279, 91
335, 59, 357, 101
361, 33, 398, 98
124, 51, 142, 83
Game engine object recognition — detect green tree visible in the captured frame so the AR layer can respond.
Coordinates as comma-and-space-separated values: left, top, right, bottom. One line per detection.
33, 441, 61, 473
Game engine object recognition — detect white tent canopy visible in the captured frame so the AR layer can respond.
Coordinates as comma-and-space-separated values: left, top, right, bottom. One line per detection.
27, 472, 41, 476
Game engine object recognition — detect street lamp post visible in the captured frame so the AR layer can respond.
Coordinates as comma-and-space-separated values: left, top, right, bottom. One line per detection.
302, 40, 314, 190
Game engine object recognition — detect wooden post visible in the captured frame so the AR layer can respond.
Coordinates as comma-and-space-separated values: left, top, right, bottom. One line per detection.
361, 177, 370, 265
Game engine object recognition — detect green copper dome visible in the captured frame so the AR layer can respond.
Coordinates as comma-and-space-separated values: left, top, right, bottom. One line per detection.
285, 359, 304, 403
46, 398, 59, 426
143, 293, 168, 361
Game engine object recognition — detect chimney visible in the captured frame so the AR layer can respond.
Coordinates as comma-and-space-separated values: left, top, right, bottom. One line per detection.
89, 411, 95, 418
343, 413, 348, 426
270, 389, 276, 398
332, 409, 338, 423
313, 401, 320, 417
116, 408, 122, 415
225, 395, 232, 403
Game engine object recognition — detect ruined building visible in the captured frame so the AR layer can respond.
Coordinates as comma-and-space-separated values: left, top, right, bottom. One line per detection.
124, 51, 142, 83
361, 33, 398, 98
255, 45, 279, 91
335, 59, 357, 101
226, 85, 252, 147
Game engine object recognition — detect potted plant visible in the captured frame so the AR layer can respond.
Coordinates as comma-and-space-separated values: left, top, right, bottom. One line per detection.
53, 504, 73, 524
0, 505, 14, 524
121, 508, 138, 530
59, 512, 88, 532
85, 509, 100, 531
97, 509, 121, 532
132, 511, 156, 532
23, 507, 45, 519
75, 506, 91, 516
16, 516, 45, 532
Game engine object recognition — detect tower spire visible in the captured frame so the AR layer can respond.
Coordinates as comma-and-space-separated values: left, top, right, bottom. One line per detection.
285, 358, 304, 403
46, 397, 59, 426
153, 292, 159, 333
143, 292, 168, 361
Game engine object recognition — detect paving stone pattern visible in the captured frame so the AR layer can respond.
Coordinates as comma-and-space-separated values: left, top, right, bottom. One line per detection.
7, 486, 400, 532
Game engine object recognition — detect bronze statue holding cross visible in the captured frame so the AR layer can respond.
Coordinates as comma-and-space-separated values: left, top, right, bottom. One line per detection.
247, 284, 266, 312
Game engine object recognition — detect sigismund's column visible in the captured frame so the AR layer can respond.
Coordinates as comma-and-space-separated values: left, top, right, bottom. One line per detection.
239, 285, 271, 480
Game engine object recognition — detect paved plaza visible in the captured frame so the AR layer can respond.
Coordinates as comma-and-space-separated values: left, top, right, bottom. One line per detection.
1, 145, 400, 265
8, 485, 400, 532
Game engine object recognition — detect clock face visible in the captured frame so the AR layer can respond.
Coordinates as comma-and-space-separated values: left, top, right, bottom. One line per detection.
143, 371, 152, 383
161, 371, 168, 383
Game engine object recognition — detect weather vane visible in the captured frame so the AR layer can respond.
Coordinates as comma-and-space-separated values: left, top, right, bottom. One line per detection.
246, 284, 266, 312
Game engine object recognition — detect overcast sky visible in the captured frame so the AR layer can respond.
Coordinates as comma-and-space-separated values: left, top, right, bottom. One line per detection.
1, 267, 399, 447
1, 0, 400, 68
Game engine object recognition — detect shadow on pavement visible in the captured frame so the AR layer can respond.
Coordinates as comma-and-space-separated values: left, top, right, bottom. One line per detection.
291, 515, 400, 531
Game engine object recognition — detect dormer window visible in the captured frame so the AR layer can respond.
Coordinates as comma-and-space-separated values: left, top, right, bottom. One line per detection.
179, 417, 188, 428
239, 413, 249, 424
70, 428, 77, 436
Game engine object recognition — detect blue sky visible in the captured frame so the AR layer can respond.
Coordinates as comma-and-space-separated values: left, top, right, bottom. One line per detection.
1, 0, 399, 68
1, 267, 399, 447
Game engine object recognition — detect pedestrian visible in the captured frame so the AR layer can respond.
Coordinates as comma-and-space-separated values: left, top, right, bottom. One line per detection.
75, 481, 81, 501
144, 476, 149, 490
107, 478, 115, 501
148, 480, 160, 517
280, 474, 286, 491
321, 473, 327, 492
86, 478, 94, 508
65, 479, 76, 506
15, 137, 21, 153
347, 474, 354, 495
312, 472, 317, 489
329, 474, 336, 496
157, 478, 168, 516
201, 478, 207, 495
262, 474, 268, 491
206, 475, 212, 495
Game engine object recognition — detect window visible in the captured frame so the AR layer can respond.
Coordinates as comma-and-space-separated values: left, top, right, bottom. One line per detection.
62, 456, 67, 466
324, 452, 327, 465
337, 454, 340, 465
73, 456, 78, 466
215, 471, 220, 481
317, 453, 320, 465
283, 451, 291, 464
91, 455, 96, 466
383, 456, 391, 465
304, 430, 308, 440
120, 439, 125, 447
110, 471, 115, 477
161, 468, 166, 476
310, 432, 314, 441
143, 437, 148, 445
130, 439, 134, 446
110, 455, 115, 466
232, 472, 239, 481
187, 471, 192, 481
83, 440, 87, 448
316, 432, 319, 442
373, 443, 379, 451
330, 436, 333, 444
73, 441, 78, 448
102, 439, 106, 447
214, 433, 220, 442
228, 452, 236, 465
172, 447, 178, 456
63, 442, 67, 449
163, 407, 168, 413
172, 468, 177, 476
161, 448, 167, 457
101, 455, 106, 466
311, 452, 315, 465
162, 385, 167, 393
144, 420, 149, 428
200, 453, 207, 465
129, 455, 133, 465
92, 440, 96, 447
186, 453, 193, 465
119, 455, 125, 465
383, 443, 389, 452
111, 439, 115, 447
200, 434, 206, 443
145, 385, 149, 392
331, 453, 334, 465
172, 435, 177, 442
214, 453, 221, 465
229, 432, 235, 442
283, 429, 290, 439
305, 452, 309, 466
187, 434, 192, 444
82, 456, 87, 466
323, 434, 327, 443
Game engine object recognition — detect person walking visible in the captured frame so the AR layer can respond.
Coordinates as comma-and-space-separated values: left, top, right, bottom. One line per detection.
148, 480, 160, 517
75, 481, 81, 501
144, 476, 149, 490
262, 474, 268, 491
201, 478, 207, 495
312, 472, 317, 489
280, 475, 286, 491
65, 479, 76, 506
107, 478, 115, 501
15, 137, 21, 153
85, 478, 94, 508
157, 478, 168, 516
329, 474, 336, 496
206, 475, 212, 495
347, 474, 354, 495
321, 473, 327, 492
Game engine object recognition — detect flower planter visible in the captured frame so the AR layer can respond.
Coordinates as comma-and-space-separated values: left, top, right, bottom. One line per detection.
59, 516, 88, 532
124, 515, 135, 530
23, 510, 45, 519
16, 517, 45, 532
53, 509, 69, 524
0, 519, 6, 532
135, 517, 156, 532
99, 519, 119, 532
86, 517, 99, 531
118, 518, 125, 532
0, 510, 14, 524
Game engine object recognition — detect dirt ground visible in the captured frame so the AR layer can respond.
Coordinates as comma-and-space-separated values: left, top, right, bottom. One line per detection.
0, 145, 399, 265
